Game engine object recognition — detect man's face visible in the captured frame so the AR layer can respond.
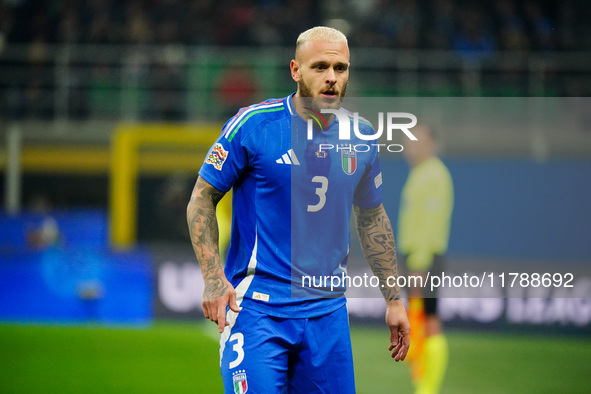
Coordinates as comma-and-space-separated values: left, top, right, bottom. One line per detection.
291, 40, 350, 110
403, 126, 436, 166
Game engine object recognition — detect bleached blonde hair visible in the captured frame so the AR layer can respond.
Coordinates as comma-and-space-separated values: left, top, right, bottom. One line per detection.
295, 26, 348, 60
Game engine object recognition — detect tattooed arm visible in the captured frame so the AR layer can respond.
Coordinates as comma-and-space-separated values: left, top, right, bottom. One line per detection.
187, 176, 240, 333
354, 203, 410, 361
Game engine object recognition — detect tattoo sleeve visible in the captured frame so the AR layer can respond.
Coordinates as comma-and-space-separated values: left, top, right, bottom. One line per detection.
186, 176, 228, 299
354, 203, 401, 301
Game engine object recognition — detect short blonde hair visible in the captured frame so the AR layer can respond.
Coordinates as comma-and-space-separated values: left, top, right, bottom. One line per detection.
295, 26, 348, 59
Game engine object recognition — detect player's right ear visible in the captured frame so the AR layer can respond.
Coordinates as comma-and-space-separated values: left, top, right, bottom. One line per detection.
290, 59, 301, 82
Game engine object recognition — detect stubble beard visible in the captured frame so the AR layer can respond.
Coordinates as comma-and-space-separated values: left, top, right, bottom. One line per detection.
298, 76, 348, 112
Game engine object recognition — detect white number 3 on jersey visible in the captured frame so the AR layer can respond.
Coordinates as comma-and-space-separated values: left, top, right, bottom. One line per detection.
307, 176, 328, 212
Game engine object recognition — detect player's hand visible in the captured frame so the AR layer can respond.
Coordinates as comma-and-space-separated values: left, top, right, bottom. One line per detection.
385, 299, 411, 362
202, 275, 241, 333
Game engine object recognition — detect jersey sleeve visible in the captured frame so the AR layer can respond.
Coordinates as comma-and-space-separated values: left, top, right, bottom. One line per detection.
353, 149, 383, 209
198, 116, 249, 193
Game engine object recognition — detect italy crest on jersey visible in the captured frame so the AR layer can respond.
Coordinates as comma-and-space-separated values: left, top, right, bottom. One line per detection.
340, 144, 357, 175
233, 371, 248, 394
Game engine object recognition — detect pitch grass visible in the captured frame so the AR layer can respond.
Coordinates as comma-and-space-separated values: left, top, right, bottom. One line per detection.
0, 322, 589, 393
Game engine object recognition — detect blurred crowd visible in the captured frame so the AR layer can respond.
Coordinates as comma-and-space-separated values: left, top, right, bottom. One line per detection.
0, 0, 588, 121
1, 0, 575, 51
2, 0, 320, 47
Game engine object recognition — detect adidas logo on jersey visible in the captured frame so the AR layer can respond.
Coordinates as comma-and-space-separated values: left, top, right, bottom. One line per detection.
276, 149, 300, 165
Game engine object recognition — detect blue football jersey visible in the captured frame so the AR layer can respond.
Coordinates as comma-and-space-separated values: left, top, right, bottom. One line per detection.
199, 94, 383, 318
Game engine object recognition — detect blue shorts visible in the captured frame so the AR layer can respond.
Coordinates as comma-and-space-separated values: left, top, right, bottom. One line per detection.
220, 305, 355, 394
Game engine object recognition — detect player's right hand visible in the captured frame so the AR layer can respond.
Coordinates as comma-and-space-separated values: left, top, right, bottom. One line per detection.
202, 276, 242, 333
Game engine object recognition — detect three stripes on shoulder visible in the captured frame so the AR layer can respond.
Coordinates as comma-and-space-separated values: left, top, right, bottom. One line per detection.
276, 149, 300, 165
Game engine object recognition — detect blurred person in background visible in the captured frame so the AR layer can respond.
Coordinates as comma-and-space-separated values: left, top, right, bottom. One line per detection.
215, 62, 260, 119
453, 4, 496, 62
398, 124, 454, 394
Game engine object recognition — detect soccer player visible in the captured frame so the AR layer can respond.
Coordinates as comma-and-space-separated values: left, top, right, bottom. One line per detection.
187, 26, 410, 393
398, 125, 454, 394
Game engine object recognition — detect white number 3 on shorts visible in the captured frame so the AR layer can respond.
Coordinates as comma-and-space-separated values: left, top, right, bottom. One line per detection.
229, 332, 245, 369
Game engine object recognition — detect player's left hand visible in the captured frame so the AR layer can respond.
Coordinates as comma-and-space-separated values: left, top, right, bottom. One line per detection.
385, 299, 411, 362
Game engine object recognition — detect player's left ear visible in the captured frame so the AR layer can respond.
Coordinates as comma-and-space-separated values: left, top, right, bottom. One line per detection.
290, 59, 301, 82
